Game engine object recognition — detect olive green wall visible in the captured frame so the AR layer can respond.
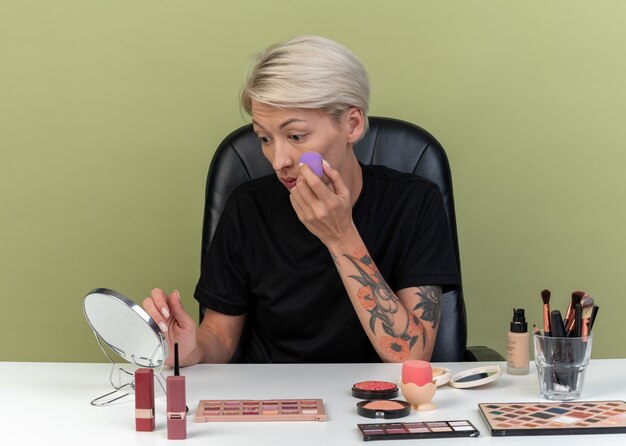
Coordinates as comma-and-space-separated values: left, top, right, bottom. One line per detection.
2, 1, 624, 362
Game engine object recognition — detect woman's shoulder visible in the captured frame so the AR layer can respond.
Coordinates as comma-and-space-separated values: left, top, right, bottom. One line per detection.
363, 164, 438, 192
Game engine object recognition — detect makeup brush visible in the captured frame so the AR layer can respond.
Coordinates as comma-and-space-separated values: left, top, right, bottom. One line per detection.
581, 296, 595, 338
564, 291, 585, 335
565, 302, 582, 337
541, 289, 551, 336
588, 305, 600, 333
548, 310, 567, 386
550, 310, 566, 338
574, 303, 582, 337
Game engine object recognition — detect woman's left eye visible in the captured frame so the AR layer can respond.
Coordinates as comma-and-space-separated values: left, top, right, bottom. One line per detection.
290, 134, 306, 142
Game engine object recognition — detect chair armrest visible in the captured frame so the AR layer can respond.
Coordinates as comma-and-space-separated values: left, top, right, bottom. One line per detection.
464, 345, 505, 362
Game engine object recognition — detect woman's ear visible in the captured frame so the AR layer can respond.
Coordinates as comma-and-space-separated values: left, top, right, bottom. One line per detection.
344, 107, 365, 144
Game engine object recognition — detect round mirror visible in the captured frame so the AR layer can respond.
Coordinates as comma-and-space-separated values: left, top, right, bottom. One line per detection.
83, 288, 168, 368
448, 365, 502, 389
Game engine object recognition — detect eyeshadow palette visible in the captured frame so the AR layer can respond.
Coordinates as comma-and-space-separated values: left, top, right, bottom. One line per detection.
357, 420, 479, 441
194, 399, 326, 422
478, 400, 626, 436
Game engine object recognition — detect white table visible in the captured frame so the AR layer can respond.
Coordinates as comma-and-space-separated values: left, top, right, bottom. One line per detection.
1, 360, 625, 445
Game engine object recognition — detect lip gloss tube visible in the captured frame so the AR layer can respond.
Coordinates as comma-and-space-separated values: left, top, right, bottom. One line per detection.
167, 376, 186, 439
135, 368, 155, 432
167, 343, 186, 440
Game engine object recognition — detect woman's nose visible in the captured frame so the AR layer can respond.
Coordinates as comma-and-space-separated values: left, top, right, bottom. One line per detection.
271, 141, 294, 171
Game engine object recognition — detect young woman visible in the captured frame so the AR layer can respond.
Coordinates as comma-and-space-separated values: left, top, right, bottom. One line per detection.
142, 35, 459, 365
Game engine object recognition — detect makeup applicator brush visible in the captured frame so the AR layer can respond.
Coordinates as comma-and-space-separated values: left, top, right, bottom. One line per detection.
541, 289, 551, 336
589, 305, 600, 333
564, 291, 585, 335
581, 296, 595, 338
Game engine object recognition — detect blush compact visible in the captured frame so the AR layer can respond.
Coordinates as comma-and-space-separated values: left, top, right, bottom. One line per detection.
356, 400, 411, 419
352, 380, 399, 400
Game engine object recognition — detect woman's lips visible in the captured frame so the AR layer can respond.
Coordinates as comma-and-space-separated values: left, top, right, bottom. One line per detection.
281, 177, 297, 189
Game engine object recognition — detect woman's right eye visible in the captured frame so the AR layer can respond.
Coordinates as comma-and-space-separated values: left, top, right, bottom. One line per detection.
258, 136, 271, 145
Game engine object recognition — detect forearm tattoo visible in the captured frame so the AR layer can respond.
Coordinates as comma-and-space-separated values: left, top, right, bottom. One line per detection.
344, 252, 442, 361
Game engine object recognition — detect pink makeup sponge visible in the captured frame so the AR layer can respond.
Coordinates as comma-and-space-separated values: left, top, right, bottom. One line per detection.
402, 360, 433, 386
299, 151, 324, 177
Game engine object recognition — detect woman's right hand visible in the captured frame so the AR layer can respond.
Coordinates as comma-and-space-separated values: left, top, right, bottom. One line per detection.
142, 288, 198, 367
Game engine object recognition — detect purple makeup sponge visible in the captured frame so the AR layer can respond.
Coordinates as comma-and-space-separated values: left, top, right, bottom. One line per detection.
299, 151, 324, 177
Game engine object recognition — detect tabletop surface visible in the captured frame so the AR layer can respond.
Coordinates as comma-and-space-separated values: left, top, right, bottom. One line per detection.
2, 359, 625, 445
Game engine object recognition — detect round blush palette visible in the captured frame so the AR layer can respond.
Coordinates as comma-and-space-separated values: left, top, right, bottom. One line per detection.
352, 380, 399, 400
357, 399, 411, 419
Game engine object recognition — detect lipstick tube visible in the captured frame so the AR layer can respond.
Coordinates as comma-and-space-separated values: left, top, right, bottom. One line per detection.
167, 375, 186, 440
135, 368, 155, 432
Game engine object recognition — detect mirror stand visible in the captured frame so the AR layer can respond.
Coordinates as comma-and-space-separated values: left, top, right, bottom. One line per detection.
89, 328, 167, 406
83, 288, 170, 407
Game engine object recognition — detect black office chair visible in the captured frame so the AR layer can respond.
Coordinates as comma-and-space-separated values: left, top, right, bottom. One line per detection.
199, 116, 503, 362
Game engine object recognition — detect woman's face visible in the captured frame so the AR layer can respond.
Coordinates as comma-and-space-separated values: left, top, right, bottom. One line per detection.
251, 101, 362, 190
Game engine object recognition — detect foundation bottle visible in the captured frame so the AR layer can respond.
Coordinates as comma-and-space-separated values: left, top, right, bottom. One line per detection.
507, 308, 529, 375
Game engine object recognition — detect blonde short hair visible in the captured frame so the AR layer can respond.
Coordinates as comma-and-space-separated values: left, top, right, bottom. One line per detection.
241, 35, 370, 134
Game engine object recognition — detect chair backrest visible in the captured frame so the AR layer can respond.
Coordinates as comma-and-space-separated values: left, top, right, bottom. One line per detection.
200, 116, 467, 362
